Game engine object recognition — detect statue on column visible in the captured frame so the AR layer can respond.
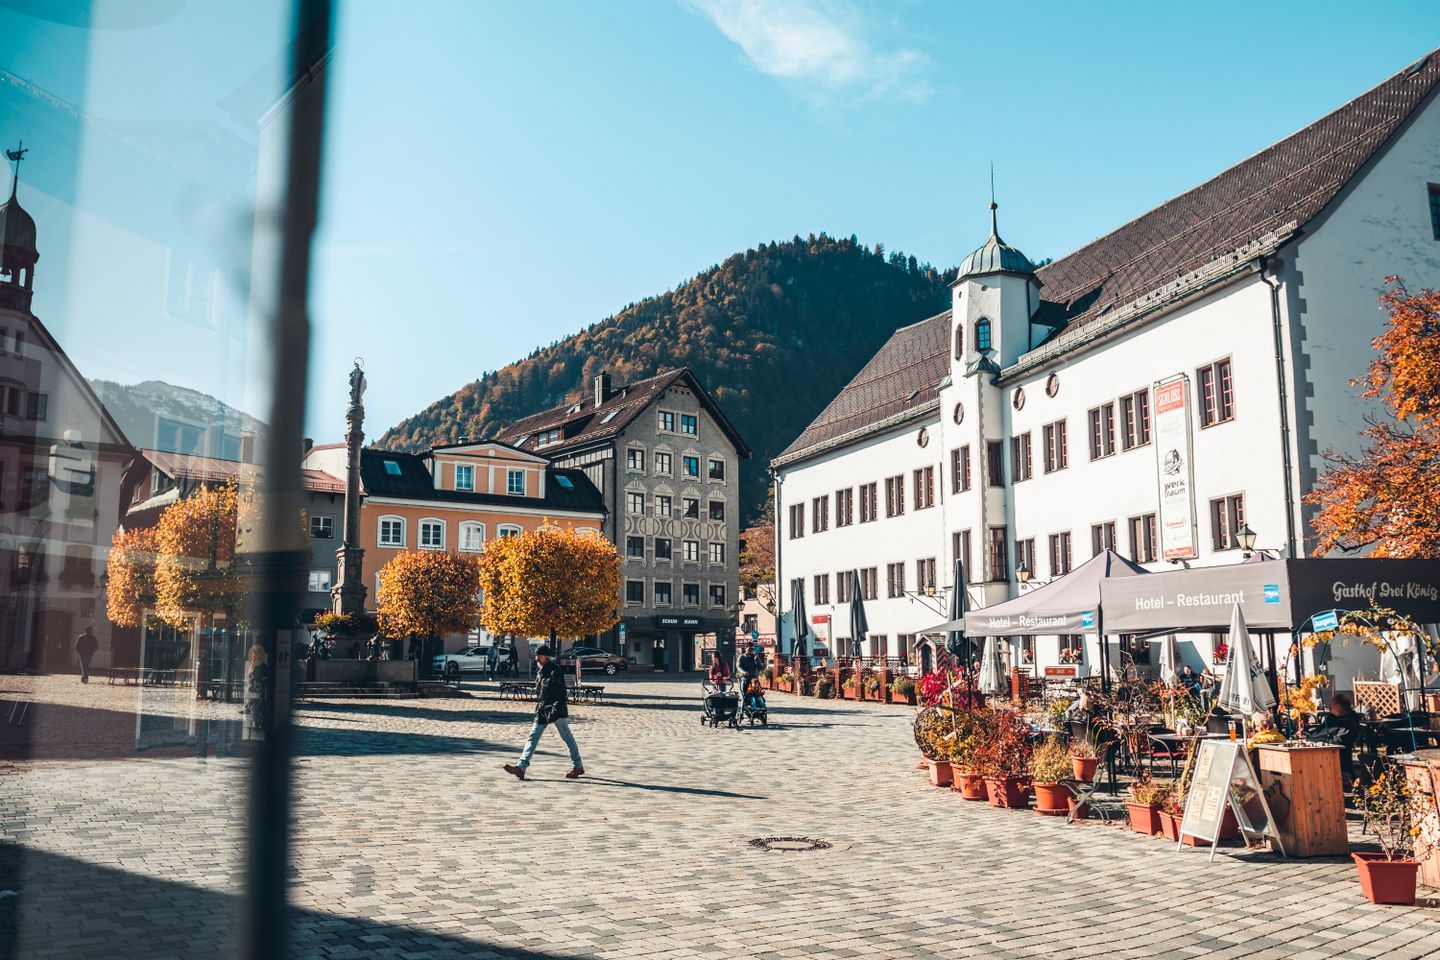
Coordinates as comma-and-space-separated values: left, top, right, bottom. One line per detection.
331, 360, 371, 656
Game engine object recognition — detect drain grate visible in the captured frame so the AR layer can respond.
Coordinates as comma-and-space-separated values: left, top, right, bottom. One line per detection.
749, 836, 832, 853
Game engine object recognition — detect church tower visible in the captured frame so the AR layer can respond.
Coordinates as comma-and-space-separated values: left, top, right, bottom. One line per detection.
0, 144, 38, 313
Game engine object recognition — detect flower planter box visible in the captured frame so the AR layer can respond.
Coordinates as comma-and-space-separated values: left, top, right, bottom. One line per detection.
1070, 756, 1099, 781
927, 760, 954, 788
842, 687, 860, 700
952, 770, 986, 800
983, 776, 1029, 809
1126, 801, 1162, 836
1352, 853, 1420, 905
1032, 782, 1069, 816
1158, 810, 1211, 846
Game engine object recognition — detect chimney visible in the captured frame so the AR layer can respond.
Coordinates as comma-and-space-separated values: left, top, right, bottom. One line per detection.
302, 437, 313, 457
594, 371, 612, 408
240, 431, 257, 464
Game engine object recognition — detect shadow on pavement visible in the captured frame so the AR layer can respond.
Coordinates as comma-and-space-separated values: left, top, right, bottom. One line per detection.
1, 845, 569, 960
295, 726, 508, 759
549, 776, 766, 800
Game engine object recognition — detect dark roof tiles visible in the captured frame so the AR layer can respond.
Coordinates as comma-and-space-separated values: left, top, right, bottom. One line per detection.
360, 450, 605, 514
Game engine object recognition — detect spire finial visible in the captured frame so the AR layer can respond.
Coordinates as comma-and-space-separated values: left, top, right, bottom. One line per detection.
5, 141, 26, 200
988, 163, 999, 237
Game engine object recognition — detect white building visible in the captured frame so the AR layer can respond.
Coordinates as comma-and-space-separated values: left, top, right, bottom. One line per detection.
772, 50, 1440, 677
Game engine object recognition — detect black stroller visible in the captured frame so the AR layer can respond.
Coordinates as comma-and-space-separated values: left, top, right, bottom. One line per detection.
700, 681, 741, 729
739, 677, 768, 727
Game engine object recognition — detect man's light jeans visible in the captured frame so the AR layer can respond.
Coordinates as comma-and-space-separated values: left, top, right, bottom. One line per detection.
517, 717, 582, 770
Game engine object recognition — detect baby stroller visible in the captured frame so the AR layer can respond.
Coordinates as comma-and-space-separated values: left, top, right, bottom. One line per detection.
700, 681, 741, 730
740, 677, 768, 727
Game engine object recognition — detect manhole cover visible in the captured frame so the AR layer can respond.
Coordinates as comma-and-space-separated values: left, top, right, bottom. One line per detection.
749, 836, 832, 852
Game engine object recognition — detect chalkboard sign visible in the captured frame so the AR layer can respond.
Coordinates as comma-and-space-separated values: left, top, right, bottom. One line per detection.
1177, 739, 1286, 862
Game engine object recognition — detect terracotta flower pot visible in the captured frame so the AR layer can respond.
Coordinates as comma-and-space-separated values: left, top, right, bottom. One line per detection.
1352, 853, 1420, 905
953, 770, 986, 800
1070, 755, 1099, 781
1125, 801, 1161, 836
1219, 807, 1240, 842
927, 760, 953, 788
1158, 810, 1211, 846
1032, 782, 1069, 816
1067, 796, 1091, 820
983, 776, 1029, 809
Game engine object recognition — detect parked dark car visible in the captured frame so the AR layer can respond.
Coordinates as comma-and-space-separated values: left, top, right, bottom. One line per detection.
557, 645, 629, 675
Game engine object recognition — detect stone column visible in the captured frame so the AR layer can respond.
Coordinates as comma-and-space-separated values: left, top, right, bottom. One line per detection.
330, 362, 369, 654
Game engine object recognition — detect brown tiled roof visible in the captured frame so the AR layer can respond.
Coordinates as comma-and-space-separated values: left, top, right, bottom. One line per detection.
141, 449, 346, 494
496, 367, 751, 458
774, 312, 950, 464
1034, 49, 1440, 332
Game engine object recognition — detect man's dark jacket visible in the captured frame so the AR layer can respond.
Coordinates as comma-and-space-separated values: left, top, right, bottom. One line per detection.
535, 659, 569, 723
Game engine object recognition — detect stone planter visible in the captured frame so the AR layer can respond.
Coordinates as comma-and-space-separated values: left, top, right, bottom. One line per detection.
1352, 853, 1420, 905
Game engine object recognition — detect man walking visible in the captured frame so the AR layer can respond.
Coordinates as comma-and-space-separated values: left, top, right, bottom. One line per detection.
74, 626, 98, 683
504, 646, 583, 780
486, 642, 499, 681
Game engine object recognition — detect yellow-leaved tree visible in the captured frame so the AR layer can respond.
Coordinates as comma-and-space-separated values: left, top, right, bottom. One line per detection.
152, 482, 243, 628
476, 525, 620, 645
106, 526, 160, 628
376, 550, 484, 665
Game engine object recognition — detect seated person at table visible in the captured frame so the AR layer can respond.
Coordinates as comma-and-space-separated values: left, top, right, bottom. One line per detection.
1246, 712, 1285, 748
1307, 693, 1361, 750
1177, 664, 1203, 696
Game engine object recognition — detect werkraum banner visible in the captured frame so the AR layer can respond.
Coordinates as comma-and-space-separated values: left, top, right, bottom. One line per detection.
1154, 376, 1198, 561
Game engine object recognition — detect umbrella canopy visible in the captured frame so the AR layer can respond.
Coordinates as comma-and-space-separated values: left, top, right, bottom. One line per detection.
1381, 635, 1427, 711
790, 582, 810, 662
1158, 634, 1179, 686
1215, 603, 1276, 715
957, 549, 1148, 637
978, 636, 1006, 696
849, 568, 870, 659
947, 559, 968, 662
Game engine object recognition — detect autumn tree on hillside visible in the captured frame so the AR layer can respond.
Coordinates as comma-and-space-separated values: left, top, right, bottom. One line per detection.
476, 526, 620, 645
376, 550, 484, 665
106, 526, 159, 628
1307, 279, 1440, 557
739, 488, 776, 609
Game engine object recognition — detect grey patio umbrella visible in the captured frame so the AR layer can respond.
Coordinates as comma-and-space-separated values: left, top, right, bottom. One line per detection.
978, 635, 1006, 696
947, 559, 969, 667
790, 581, 811, 666
849, 568, 870, 661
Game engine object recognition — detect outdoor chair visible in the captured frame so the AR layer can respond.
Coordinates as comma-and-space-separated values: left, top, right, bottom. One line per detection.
1065, 741, 1117, 824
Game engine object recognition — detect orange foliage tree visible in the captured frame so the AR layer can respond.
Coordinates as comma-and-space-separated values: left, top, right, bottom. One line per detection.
1307, 279, 1440, 557
152, 482, 243, 628
106, 526, 159, 628
476, 525, 620, 644
376, 550, 484, 657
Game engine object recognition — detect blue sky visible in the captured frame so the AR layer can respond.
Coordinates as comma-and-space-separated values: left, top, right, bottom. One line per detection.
2, 1, 1438, 445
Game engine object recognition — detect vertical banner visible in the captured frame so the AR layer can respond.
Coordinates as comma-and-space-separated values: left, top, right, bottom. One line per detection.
1154, 376, 1198, 561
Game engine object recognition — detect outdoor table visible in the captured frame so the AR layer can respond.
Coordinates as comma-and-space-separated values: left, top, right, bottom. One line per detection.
1255, 743, 1348, 857
1147, 732, 1224, 779
1385, 727, 1440, 751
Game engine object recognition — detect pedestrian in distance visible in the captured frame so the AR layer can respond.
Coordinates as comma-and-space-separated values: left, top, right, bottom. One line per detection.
486, 642, 498, 681
504, 646, 583, 781
74, 626, 98, 683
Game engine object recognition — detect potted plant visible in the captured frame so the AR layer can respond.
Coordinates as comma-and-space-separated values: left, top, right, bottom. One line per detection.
813, 674, 834, 699
973, 707, 1033, 809
841, 675, 860, 700
760, 665, 774, 688
890, 675, 918, 706
1126, 776, 1166, 836
1068, 735, 1100, 781
862, 672, 882, 701
913, 709, 952, 786
1030, 737, 1072, 816
1350, 764, 1422, 904
946, 710, 986, 800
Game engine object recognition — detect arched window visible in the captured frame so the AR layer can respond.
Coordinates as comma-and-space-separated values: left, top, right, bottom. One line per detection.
497, 524, 522, 538
954, 324, 964, 360
418, 517, 445, 550
377, 515, 405, 548
576, 526, 600, 537
975, 317, 992, 354
458, 521, 485, 551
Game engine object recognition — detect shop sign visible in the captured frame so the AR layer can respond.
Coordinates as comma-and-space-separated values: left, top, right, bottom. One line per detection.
654, 615, 703, 629
1154, 376, 1198, 561
811, 614, 830, 625
1043, 665, 1078, 678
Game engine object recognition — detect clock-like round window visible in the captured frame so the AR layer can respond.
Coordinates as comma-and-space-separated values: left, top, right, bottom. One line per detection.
917, 426, 930, 448
1013, 388, 1026, 411
1045, 373, 1060, 398
952, 402, 964, 425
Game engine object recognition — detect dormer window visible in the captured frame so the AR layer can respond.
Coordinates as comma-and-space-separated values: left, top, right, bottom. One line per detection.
455, 464, 474, 491
975, 317, 992, 354
506, 469, 525, 496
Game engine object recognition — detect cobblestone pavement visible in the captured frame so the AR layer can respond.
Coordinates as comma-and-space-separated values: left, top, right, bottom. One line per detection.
4, 674, 1440, 959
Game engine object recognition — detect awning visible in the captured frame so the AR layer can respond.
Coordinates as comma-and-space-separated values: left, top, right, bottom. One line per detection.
1100, 558, 1440, 633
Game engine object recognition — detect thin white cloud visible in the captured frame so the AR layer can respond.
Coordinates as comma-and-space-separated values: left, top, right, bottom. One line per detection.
685, 0, 930, 101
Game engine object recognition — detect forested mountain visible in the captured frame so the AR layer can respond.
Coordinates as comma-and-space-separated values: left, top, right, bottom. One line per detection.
91, 379, 264, 459
380, 234, 955, 522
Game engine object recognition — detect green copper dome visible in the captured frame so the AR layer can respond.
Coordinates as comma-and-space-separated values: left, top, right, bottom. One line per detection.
957, 203, 1033, 280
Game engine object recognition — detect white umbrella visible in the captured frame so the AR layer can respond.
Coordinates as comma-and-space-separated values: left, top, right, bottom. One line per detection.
1381, 635, 1425, 711
1215, 603, 1275, 715
978, 636, 1005, 696
1159, 634, 1179, 686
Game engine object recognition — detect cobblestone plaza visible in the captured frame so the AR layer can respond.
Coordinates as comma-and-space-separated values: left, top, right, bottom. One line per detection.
4, 675, 1440, 959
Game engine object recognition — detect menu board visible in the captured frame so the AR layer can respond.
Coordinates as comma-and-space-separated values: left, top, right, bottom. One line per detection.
1177, 739, 1285, 861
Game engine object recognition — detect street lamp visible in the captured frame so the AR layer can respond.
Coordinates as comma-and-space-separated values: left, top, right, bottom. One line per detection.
1237, 522, 1257, 558
1016, 561, 1031, 585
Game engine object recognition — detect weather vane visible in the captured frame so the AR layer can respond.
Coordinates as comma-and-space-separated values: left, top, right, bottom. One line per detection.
6, 140, 27, 193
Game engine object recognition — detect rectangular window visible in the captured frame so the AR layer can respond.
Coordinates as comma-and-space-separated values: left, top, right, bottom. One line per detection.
859, 482, 878, 523
626, 580, 645, 604
683, 540, 701, 563
913, 466, 935, 509
658, 410, 675, 432
709, 583, 726, 607
655, 538, 673, 560
1198, 358, 1235, 427
419, 519, 444, 550
708, 542, 724, 564
788, 502, 804, 539
986, 441, 1004, 487
654, 452, 672, 475
379, 518, 404, 547
459, 523, 485, 551
682, 455, 700, 479
916, 557, 936, 591
655, 495, 672, 517
988, 526, 1008, 582
307, 569, 333, 593
627, 491, 646, 514
886, 562, 905, 598
1128, 513, 1159, 563
953, 530, 972, 579
655, 581, 673, 605
835, 487, 854, 526
951, 447, 968, 493
708, 499, 725, 521
626, 536, 645, 559
884, 475, 904, 517
1430, 183, 1440, 240
1049, 532, 1072, 577
708, 458, 725, 481
836, 570, 853, 604
454, 463, 474, 490
1043, 420, 1068, 473
812, 495, 829, 532
683, 497, 700, 519
680, 414, 698, 436
1015, 537, 1036, 578
1088, 403, 1117, 459
1091, 521, 1116, 556
26, 392, 47, 421
859, 567, 878, 601
814, 573, 830, 606
682, 582, 701, 606
1120, 389, 1151, 449
1012, 433, 1033, 482
1210, 493, 1246, 551
627, 448, 645, 471
506, 469, 525, 495
310, 515, 335, 539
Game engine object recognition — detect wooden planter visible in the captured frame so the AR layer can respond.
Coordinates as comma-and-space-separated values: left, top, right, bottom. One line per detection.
842, 686, 860, 700
983, 776, 1028, 809
1032, 782, 1069, 816
952, 769, 986, 800
1352, 853, 1420, 905
1126, 801, 1161, 836
927, 760, 953, 788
